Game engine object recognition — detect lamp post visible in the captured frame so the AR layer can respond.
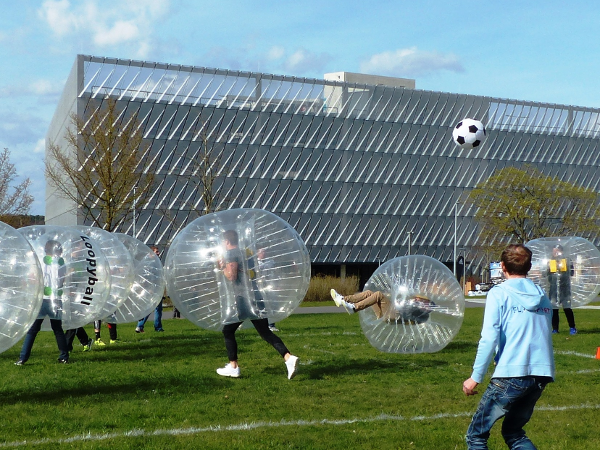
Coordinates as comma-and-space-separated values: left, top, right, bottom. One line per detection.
454, 201, 459, 278
407, 230, 414, 256
459, 247, 466, 294
132, 186, 137, 238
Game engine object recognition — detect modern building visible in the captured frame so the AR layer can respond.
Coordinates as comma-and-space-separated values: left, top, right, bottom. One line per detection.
47, 54, 600, 284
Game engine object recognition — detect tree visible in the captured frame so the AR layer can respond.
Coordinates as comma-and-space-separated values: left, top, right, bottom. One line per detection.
159, 120, 229, 229
0, 148, 34, 227
468, 165, 600, 245
45, 98, 156, 232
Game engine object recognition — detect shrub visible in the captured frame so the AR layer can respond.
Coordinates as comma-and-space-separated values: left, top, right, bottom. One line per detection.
303, 275, 360, 302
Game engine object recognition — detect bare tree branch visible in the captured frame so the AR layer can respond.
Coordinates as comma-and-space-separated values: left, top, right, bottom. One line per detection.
45, 98, 156, 232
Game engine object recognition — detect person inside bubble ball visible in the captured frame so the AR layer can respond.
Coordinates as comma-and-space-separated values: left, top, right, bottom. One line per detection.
257, 247, 279, 332
136, 246, 165, 333
330, 289, 434, 324
547, 244, 577, 335
15, 240, 70, 365
462, 244, 554, 450
215, 230, 299, 379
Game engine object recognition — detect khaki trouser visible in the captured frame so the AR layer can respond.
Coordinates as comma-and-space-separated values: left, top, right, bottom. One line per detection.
344, 290, 390, 319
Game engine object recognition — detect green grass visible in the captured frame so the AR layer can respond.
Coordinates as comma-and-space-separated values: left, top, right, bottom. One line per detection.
0, 308, 599, 449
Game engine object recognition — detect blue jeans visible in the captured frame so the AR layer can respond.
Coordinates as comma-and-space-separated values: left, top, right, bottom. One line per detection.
137, 300, 163, 330
466, 376, 550, 450
20, 318, 69, 362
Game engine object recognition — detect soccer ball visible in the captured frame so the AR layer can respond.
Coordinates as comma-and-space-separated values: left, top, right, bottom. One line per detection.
452, 118, 486, 150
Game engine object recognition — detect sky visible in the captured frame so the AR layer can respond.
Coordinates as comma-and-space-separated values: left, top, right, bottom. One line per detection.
2, 0, 600, 216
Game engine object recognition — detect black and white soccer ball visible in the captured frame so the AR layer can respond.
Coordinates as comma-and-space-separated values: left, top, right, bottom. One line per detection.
452, 118, 486, 150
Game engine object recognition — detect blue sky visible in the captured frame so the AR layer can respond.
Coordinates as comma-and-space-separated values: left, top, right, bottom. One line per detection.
2, 0, 600, 215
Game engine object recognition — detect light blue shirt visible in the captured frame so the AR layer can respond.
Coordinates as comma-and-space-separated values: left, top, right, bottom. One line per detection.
471, 277, 555, 383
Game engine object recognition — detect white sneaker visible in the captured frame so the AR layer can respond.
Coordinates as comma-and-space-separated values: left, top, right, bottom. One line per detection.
285, 355, 298, 380
343, 301, 356, 314
330, 289, 345, 307
216, 363, 240, 378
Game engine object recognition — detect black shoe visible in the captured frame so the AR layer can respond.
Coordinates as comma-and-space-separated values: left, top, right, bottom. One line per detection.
57, 358, 69, 364
155, 328, 164, 332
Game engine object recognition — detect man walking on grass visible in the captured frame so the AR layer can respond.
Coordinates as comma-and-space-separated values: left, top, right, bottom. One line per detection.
462, 244, 554, 450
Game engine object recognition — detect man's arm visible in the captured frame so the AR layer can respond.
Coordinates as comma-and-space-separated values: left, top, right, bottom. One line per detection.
462, 289, 501, 395
223, 261, 238, 281
463, 378, 479, 396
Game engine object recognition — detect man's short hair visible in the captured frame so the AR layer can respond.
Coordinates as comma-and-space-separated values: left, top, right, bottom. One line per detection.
223, 230, 239, 246
501, 244, 532, 276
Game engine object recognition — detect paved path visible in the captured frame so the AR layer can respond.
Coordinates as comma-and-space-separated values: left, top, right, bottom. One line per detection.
163, 301, 599, 319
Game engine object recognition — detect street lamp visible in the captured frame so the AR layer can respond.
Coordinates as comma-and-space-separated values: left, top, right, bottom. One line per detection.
132, 186, 137, 238
454, 201, 459, 278
407, 230, 414, 255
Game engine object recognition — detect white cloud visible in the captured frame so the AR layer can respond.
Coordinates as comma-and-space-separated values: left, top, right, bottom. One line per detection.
283, 48, 331, 73
93, 20, 140, 46
267, 46, 285, 60
360, 47, 464, 78
39, 0, 169, 56
40, 0, 78, 37
34, 139, 46, 154
29, 79, 63, 96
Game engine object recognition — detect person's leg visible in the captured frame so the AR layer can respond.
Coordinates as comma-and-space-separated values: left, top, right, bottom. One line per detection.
65, 328, 77, 352
222, 322, 243, 364
136, 316, 149, 331
93, 320, 106, 345
501, 377, 548, 449
75, 327, 89, 345
466, 380, 509, 449
350, 291, 386, 313
551, 309, 559, 332
251, 318, 289, 357
217, 322, 243, 377
252, 318, 298, 379
108, 323, 117, 341
154, 300, 163, 331
19, 318, 44, 362
50, 319, 69, 362
563, 308, 576, 330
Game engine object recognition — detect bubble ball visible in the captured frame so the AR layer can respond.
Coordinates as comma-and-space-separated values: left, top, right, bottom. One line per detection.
19, 225, 111, 330
359, 255, 465, 353
0, 221, 44, 354
526, 236, 600, 308
165, 208, 311, 331
108, 233, 165, 323
75, 226, 135, 321
452, 118, 486, 150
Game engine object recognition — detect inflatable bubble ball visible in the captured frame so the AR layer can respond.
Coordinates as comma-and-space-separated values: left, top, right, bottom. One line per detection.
0, 221, 44, 354
75, 226, 135, 321
108, 233, 165, 323
526, 236, 600, 308
165, 208, 311, 331
19, 225, 111, 330
359, 255, 465, 353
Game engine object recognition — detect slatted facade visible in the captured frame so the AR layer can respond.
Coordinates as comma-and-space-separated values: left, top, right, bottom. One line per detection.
46, 55, 600, 273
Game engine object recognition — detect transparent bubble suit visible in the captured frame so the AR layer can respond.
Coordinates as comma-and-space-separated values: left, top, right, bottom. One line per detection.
359, 255, 465, 353
526, 236, 600, 308
75, 226, 135, 321
19, 225, 111, 330
165, 208, 311, 331
108, 233, 165, 323
0, 221, 44, 353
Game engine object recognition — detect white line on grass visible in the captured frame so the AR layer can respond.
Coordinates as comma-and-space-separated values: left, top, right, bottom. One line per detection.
1, 404, 598, 448
554, 350, 597, 359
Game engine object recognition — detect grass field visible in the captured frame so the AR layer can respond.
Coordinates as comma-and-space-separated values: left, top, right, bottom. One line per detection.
0, 306, 599, 449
